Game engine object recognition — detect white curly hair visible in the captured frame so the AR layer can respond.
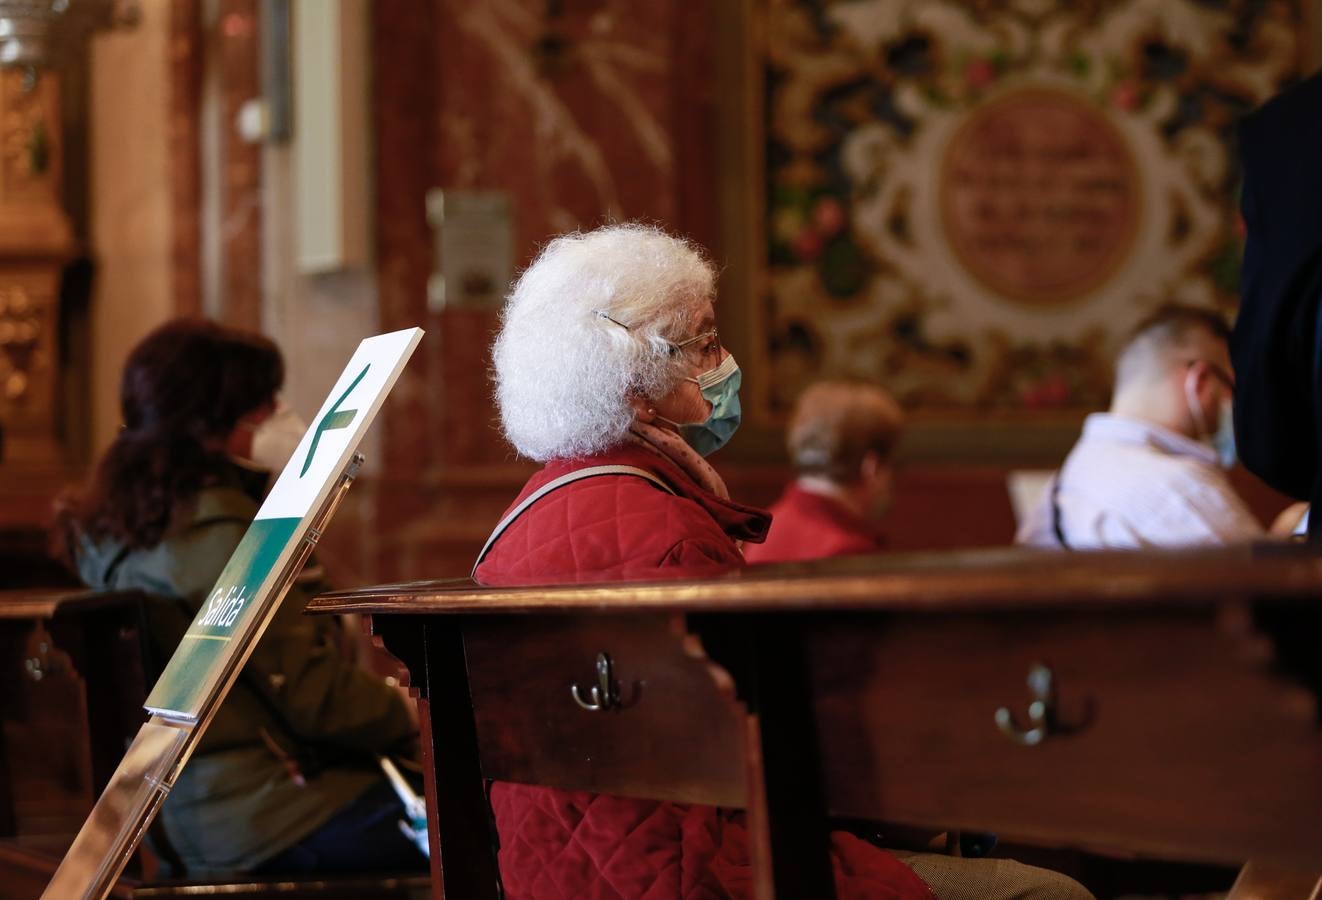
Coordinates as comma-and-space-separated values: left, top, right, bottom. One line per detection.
492, 223, 716, 461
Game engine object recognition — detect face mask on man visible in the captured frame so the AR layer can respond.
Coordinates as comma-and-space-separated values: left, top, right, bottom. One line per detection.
657, 353, 742, 457
249, 404, 309, 473
1184, 370, 1236, 469
1211, 398, 1236, 469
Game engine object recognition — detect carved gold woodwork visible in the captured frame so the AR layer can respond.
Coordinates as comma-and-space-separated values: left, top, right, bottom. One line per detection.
0, 65, 72, 464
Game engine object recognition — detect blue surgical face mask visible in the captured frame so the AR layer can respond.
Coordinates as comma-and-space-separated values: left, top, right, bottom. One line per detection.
659, 353, 742, 456
1213, 400, 1236, 469
1185, 370, 1236, 469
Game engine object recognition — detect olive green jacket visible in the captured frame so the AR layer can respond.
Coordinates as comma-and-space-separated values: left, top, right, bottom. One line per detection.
76, 475, 415, 875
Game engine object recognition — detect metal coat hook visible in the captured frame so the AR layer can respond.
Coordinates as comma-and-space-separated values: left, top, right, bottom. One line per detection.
571, 652, 635, 712
995, 662, 1057, 746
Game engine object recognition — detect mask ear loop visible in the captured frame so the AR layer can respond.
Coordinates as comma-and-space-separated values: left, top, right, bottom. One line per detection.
603, 311, 699, 425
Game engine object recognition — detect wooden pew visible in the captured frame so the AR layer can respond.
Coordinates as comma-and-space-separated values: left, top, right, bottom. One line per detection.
0, 840, 430, 900
0, 589, 151, 845
309, 545, 1322, 900
1228, 862, 1322, 900
0, 589, 431, 899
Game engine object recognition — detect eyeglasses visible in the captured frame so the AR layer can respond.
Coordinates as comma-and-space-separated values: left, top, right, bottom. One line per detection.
671, 328, 721, 367
596, 311, 722, 368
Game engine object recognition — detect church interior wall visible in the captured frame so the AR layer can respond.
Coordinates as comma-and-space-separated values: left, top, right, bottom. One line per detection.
3, 0, 1318, 585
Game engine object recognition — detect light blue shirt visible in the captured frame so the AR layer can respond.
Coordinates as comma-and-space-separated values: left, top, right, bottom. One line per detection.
1017, 413, 1264, 549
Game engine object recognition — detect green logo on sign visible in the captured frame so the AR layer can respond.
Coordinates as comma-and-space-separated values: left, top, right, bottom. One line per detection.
301, 364, 370, 477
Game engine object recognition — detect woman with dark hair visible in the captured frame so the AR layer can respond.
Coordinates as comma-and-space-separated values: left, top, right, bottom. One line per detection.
56, 319, 422, 878
65, 319, 286, 551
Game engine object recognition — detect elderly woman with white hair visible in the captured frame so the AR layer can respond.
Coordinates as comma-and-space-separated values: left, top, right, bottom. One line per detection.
474, 224, 936, 898
478, 223, 763, 582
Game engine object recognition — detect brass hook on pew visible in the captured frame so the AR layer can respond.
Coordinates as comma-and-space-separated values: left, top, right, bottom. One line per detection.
995, 662, 1056, 746
995, 661, 1095, 746
571, 652, 636, 712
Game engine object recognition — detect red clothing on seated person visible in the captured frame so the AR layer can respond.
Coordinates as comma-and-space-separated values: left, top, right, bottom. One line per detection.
474, 442, 932, 899
744, 483, 883, 564
475, 444, 765, 585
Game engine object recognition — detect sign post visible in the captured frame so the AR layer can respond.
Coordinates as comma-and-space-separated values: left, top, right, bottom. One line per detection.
42, 327, 423, 899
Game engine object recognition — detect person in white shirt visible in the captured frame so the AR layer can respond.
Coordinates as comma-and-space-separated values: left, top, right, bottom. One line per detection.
1018, 305, 1264, 549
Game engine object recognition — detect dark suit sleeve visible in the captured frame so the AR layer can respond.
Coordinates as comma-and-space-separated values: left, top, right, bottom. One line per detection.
1231, 73, 1322, 502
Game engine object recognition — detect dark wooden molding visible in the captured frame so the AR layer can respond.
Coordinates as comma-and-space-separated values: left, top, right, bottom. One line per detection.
310, 543, 1322, 618
217, 0, 262, 330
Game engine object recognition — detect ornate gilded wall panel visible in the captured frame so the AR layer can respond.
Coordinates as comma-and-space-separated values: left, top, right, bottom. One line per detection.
1, 71, 59, 206
0, 66, 72, 463
753, 0, 1304, 425
0, 273, 57, 425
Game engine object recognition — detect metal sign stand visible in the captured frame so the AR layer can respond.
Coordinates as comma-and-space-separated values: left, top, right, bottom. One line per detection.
43, 454, 364, 900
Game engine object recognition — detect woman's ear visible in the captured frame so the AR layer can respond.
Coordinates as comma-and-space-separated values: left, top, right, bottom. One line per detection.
627, 393, 657, 423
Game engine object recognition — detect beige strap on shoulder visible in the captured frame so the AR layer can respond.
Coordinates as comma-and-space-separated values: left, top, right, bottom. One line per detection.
471, 465, 676, 577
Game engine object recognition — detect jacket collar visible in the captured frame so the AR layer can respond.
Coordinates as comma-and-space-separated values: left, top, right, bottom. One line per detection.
75, 469, 258, 590
1081, 413, 1218, 467
783, 482, 881, 543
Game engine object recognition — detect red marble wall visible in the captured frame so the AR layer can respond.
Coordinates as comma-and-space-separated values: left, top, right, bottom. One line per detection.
375, 0, 718, 466
372, 0, 437, 483
363, 0, 719, 580
166, 0, 261, 327
218, 0, 262, 330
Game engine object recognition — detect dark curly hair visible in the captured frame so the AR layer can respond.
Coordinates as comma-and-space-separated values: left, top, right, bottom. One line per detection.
56, 318, 283, 554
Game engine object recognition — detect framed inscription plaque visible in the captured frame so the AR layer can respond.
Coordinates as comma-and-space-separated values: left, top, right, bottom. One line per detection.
939, 88, 1140, 307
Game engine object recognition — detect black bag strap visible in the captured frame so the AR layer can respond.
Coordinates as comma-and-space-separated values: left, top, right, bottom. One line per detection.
1050, 474, 1072, 551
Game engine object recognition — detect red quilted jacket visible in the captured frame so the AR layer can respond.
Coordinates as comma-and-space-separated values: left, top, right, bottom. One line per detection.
743, 484, 884, 565
475, 445, 935, 899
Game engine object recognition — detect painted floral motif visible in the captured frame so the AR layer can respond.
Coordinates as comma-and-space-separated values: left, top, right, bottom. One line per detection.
762, 0, 1300, 416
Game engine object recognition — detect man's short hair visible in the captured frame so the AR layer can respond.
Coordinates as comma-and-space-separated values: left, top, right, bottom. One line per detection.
1114, 303, 1231, 390
786, 381, 903, 483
